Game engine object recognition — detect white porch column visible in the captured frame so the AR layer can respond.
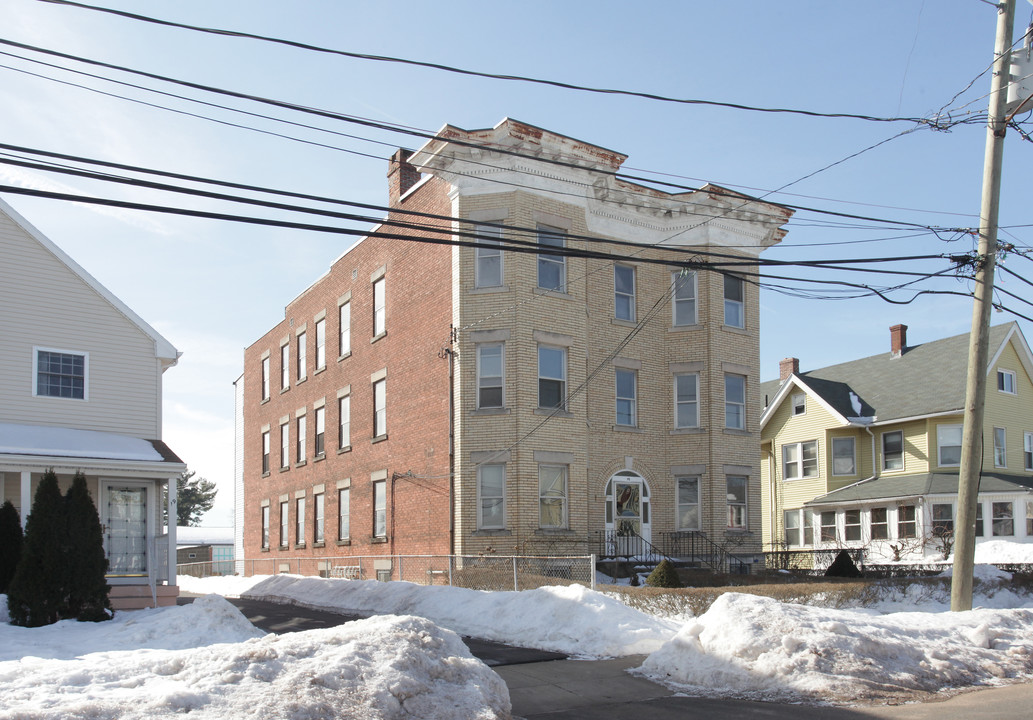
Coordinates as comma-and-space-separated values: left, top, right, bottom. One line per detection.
167, 475, 178, 586
20, 471, 31, 529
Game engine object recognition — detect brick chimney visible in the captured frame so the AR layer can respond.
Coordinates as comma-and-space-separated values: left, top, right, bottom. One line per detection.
890, 324, 908, 357
779, 357, 799, 382
387, 149, 421, 206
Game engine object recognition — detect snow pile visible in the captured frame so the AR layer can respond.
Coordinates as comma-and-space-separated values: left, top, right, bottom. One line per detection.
0, 595, 510, 720
966, 540, 1033, 565
639, 592, 1033, 703
239, 574, 678, 658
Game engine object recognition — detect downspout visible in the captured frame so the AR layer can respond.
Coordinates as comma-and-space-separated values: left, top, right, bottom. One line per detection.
865, 425, 879, 481
441, 326, 457, 556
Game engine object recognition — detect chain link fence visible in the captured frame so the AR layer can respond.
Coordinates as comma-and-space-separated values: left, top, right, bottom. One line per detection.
179, 555, 597, 592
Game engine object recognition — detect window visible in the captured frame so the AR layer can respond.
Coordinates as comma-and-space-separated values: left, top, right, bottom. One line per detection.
279, 423, 289, 470
295, 497, 306, 546
373, 379, 387, 437
976, 502, 985, 537
614, 265, 635, 321
338, 395, 350, 449
315, 318, 326, 369
475, 225, 503, 288
783, 440, 818, 480
801, 509, 815, 546
882, 431, 903, 471
314, 492, 325, 544
615, 369, 637, 426
784, 510, 800, 546
672, 271, 696, 326
477, 344, 504, 409
314, 406, 325, 456
937, 424, 963, 467
261, 356, 270, 401
994, 427, 1007, 467
279, 501, 288, 548
296, 415, 307, 463
726, 476, 747, 529
870, 507, 888, 540
791, 393, 806, 416
373, 277, 386, 336
897, 505, 916, 539
478, 463, 506, 530
832, 437, 856, 476
339, 301, 351, 357
261, 506, 270, 549
536, 225, 566, 292
992, 501, 1014, 536
35, 349, 87, 399
844, 509, 861, 541
820, 511, 837, 542
338, 487, 350, 541
676, 476, 700, 530
1025, 432, 1033, 471
281, 343, 290, 390
723, 274, 744, 328
998, 369, 1016, 394
297, 331, 307, 381
674, 374, 699, 429
725, 374, 746, 430
932, 503, 953, 537
1027, 501, 1033, 536
261, 431, 270, 474
373, 481, 387, 538
539, 465, 568, 528
538, 346, 566, 410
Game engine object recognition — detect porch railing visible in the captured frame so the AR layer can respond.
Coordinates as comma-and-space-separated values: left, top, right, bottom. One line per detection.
657, 531, 749, 575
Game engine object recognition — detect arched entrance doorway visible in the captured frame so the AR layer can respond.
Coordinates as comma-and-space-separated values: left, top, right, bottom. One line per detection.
604, 470, 651, 554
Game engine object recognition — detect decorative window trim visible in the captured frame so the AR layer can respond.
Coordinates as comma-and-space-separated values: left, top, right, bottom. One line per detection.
32, 346, 89, 400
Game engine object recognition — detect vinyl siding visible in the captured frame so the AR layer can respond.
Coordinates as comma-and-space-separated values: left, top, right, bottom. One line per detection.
985, 340, 1033, 473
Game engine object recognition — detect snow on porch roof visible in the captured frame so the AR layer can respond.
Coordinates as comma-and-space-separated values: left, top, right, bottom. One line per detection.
0, 422, 181, 464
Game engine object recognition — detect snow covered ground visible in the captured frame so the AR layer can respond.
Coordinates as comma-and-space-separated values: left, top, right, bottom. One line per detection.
2, 561, 1033, 717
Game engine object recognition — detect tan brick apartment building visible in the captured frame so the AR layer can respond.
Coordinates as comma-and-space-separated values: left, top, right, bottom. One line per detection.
239, 119, 793, 576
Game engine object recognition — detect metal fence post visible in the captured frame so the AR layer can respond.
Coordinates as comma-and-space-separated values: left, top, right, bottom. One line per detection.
590, 554, 596, 591
448, 555, 454, 586
512, 556, 518, 591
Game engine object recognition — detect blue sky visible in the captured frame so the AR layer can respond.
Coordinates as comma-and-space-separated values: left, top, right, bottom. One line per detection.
3, 0, 1031, 525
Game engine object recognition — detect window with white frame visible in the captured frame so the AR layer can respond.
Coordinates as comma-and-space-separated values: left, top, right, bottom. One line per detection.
339, 301, 351, 357
725, 373, 746, 430
832, 436, 856, 476
373, 276, 386, 337
477, 343, 504, 409
296, 415, 307, 463
791, 393, 806, 416
932, 503, 953, 537
897, 505, 916, 538
315, 318, 326, 370
313, 492, 325, 544
992, 501, 1013, 536
783, 440, 818, 479
475, 225, 503, 288
538, 345, 566, 410
261, 431, 270, 474
671, 271, 696, 326
261, 356, 270, 401
937, 424, 963, 467
820, 511, 837, 542
784, 510, 800, 546
976, 502, 985, 537
675, 374, 699, 428
614, 265, 635, 321
536, 225, 566, 292
373, 378, 387, 437
338, 487, 350, 541
840, 509, 859, 541
539, 464, 568, 528
882, 430, 903, 470
34, 348, 87, 399
297, 331, 307, 381
726, 476, 747, 529
295, 496, 306, 546
615, 369, 637, 426
802, 509, 815, 546
1026, 501, 1033, 536
1026, 432, 1033, 471
279, 422, 289, 469
280, 343, 290, 390
279, 500, 288, 547
676, 476, 700, 530
373, 480, 387, 538
338, 394, 350, 450
478, 463, 506, 530
314, 406, 325, 456
870, 507, 889, 540
998, 369, 1016, 394
994, 427, 1007, 467
261, 505, 270, 549
723, 274, 744, 328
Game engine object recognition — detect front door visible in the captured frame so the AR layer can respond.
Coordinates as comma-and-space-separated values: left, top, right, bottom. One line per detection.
104, 485, 148, 577
606, 471, 651, 555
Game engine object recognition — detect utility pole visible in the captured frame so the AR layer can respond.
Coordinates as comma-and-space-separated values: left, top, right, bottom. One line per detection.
951, 0, 1016, 612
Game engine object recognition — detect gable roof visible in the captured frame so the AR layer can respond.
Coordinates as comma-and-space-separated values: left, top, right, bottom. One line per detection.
807, 471, 1033, 506
761, 323, 1029, 427
0, 197, 180, 366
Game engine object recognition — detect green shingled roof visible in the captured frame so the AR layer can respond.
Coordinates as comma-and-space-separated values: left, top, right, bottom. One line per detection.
807, 471, 1033, 506
760, 322, 1019, 422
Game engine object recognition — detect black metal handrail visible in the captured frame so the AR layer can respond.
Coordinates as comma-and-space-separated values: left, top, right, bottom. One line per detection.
657, 531, 749, 574
592, 529, 671, 566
